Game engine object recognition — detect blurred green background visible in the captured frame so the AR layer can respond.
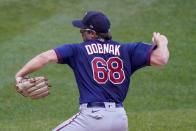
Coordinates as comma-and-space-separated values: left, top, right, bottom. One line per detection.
0, 0, 195, 130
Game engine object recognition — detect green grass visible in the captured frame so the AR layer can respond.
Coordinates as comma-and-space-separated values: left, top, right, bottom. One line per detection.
0, 0, 195, 130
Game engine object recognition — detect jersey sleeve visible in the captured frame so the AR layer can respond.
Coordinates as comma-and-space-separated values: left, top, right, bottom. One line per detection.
128, 42, 156, 73
53, 44, 77, 65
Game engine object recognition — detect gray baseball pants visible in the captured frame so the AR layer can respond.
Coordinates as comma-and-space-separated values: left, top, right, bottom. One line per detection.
53, 102, 128, 131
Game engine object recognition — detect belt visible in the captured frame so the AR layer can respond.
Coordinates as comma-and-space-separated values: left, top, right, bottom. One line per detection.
87, 102, 123, 108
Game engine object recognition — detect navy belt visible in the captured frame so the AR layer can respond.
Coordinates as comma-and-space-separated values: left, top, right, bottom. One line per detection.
87, 102, 123, 108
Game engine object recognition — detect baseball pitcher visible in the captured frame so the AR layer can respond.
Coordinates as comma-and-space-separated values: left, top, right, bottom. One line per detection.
15, 11, 169, 131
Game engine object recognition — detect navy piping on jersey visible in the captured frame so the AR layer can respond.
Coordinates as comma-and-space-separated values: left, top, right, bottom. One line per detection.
53, 49, 62, 64
147, 44, 157, 65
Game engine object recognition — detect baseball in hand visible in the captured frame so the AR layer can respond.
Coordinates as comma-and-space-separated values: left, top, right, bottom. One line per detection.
152, 32, 168, 46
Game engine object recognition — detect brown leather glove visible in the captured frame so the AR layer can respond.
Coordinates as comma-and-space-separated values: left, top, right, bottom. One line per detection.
15, 76, 50, 99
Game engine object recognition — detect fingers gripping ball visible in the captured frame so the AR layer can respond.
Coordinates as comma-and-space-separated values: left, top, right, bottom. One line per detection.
16, 77, 50, 99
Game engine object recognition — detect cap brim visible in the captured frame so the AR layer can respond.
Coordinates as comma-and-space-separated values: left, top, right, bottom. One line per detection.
72, 20, 87, 29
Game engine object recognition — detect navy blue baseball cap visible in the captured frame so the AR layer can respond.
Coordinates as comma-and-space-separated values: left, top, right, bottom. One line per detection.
72, 11, 111, 33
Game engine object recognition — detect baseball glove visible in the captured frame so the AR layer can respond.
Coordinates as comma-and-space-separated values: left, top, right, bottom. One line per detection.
15, 76, 50, 99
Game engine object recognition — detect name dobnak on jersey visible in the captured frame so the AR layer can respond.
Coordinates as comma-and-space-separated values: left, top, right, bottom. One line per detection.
85, 43, 121, 56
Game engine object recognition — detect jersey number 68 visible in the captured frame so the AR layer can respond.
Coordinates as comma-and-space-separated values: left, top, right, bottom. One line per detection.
91, 57, 125, 84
